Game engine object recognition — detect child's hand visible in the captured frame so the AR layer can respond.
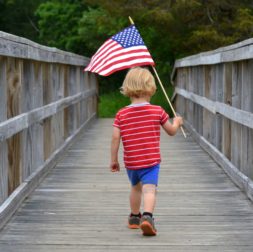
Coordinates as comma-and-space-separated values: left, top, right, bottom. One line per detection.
173, 116, 183, 128
110, 161, 120, 172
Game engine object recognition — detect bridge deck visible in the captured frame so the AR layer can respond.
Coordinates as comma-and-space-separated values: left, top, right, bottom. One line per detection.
0, 119, 252, 252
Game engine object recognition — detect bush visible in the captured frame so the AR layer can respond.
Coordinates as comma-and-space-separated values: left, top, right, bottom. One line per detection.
98, 85, 174, 118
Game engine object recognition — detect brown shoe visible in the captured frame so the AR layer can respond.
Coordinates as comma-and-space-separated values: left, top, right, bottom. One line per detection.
140, 215, 157, 236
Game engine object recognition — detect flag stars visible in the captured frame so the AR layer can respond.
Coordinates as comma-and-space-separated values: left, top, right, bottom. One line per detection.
112, 25, 145, 47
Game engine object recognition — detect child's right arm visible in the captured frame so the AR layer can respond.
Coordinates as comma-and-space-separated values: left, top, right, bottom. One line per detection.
162, 116, 183, 136
110, 127, 121, 172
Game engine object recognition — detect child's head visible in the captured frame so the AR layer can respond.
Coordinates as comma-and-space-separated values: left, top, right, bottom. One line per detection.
120, 67, 156, 98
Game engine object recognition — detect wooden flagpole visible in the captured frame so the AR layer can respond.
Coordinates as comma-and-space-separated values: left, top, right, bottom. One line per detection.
129, 16, 187, 138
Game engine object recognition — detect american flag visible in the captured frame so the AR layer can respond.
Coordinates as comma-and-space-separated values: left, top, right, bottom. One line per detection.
84, 25, 155, 76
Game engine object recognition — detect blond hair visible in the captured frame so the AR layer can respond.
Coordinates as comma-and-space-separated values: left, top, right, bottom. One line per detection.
120, 67, 156, 98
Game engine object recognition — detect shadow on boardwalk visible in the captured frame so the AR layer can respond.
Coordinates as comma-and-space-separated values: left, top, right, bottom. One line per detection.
0, 119, 252, 252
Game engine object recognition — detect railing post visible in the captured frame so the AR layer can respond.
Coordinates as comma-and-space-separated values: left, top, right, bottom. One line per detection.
0, 56, 8, 203
7, 58, 22, 195
203, 65, 212, 141
68, 66, 77, 135
222, 63, 232, 160
231, 62, 242, 171
22, 60, 44, 178
241, 61, 253, 178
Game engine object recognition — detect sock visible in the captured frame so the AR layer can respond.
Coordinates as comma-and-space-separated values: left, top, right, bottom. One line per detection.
143, 212, 153, 218
130, 212, 141, 218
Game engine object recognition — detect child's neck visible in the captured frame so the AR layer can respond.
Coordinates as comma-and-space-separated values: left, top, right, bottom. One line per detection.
130, 96, 150, 104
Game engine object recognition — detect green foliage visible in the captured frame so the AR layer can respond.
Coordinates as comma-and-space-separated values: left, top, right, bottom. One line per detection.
99, 85, 174, 118
36, 0, 87, 54
232, 8, 253, 42
78, 6, 127, 53
0, 0, 45, 42
77, 0, 253, 94
98, 91, 129, 118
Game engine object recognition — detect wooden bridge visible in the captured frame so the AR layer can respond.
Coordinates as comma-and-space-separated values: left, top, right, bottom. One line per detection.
0, 32, 252, 251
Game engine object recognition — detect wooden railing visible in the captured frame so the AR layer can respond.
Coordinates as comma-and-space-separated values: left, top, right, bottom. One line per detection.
172, 38, 253, 201
0, 31, 97, 228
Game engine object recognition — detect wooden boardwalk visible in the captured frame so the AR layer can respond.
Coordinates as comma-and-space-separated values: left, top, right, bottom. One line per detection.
0, 118, 252, 252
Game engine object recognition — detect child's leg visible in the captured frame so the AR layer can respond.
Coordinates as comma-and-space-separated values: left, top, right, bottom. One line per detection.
142, 184, 156, 213
129, 182, 142, 214
140, 184, 157, 235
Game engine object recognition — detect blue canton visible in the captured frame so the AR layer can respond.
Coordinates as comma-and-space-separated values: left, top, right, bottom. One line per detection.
111, 25, 145, 48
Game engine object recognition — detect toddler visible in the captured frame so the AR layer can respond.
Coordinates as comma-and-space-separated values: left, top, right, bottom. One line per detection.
110, 67, 183, 236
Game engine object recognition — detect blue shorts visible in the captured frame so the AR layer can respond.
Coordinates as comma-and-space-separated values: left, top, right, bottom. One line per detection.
126, 164, 160, 186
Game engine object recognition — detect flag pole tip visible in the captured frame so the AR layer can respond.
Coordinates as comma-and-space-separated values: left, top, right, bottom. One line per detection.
128, 16, 134, 25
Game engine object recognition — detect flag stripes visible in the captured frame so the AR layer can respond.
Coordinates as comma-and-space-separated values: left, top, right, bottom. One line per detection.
84, 25, 154, 76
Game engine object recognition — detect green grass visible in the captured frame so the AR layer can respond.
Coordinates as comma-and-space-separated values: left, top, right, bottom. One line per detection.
98, 91, 129, 118
98, 85, 174, 118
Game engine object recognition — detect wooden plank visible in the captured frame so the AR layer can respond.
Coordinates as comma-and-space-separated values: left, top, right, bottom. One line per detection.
75, 67, 81, 129
172, 38, 253, 71
209, 65, 218, 148
193, 67, 199, 131
231, 62, 242, 171
63, 65, 69, 140
203, 66, 212, 142
50, 64, 64, 152
90, 74, 99, 115
79, 68, 85, 125
31, 61, 44, 174
6, 58, 22, 195
0, 56, 8, 203
195, 66, 202, 134
0, 32, 90, 66
0, 89, 96, 142
241, 60, 253, 179
21, 60, 34, 179
1, 244, 253, 252
21, 60, 44, 178
181, 68, 187, 118
57, 65, 65, 146
214, 64, 223, 151
82, 72, 92, 123
0, 58, 7, 121
174, 88, 253, 129
175, 68, 184, 117
0, 143, 8, 204
222, 63, 232, 160
42, 63, 52, 160
186, 67, 194, 125
67, 66, 78, 135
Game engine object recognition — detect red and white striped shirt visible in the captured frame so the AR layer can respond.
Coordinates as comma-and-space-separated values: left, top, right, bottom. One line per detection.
113, 103, 169, 170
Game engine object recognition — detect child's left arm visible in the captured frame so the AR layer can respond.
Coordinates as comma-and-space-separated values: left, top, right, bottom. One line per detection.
110, 127, 121, 172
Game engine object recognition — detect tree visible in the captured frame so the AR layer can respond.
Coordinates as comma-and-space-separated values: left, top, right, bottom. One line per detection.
77, 0, 253, 87
36, 0, 88, 54
0, 0, 45, 42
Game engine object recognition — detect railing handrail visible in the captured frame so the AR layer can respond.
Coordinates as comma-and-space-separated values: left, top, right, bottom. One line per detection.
0, 89, 97, 141
0, 31, 89, 65
171, 37, 253, 80
174, 87, 253, 129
